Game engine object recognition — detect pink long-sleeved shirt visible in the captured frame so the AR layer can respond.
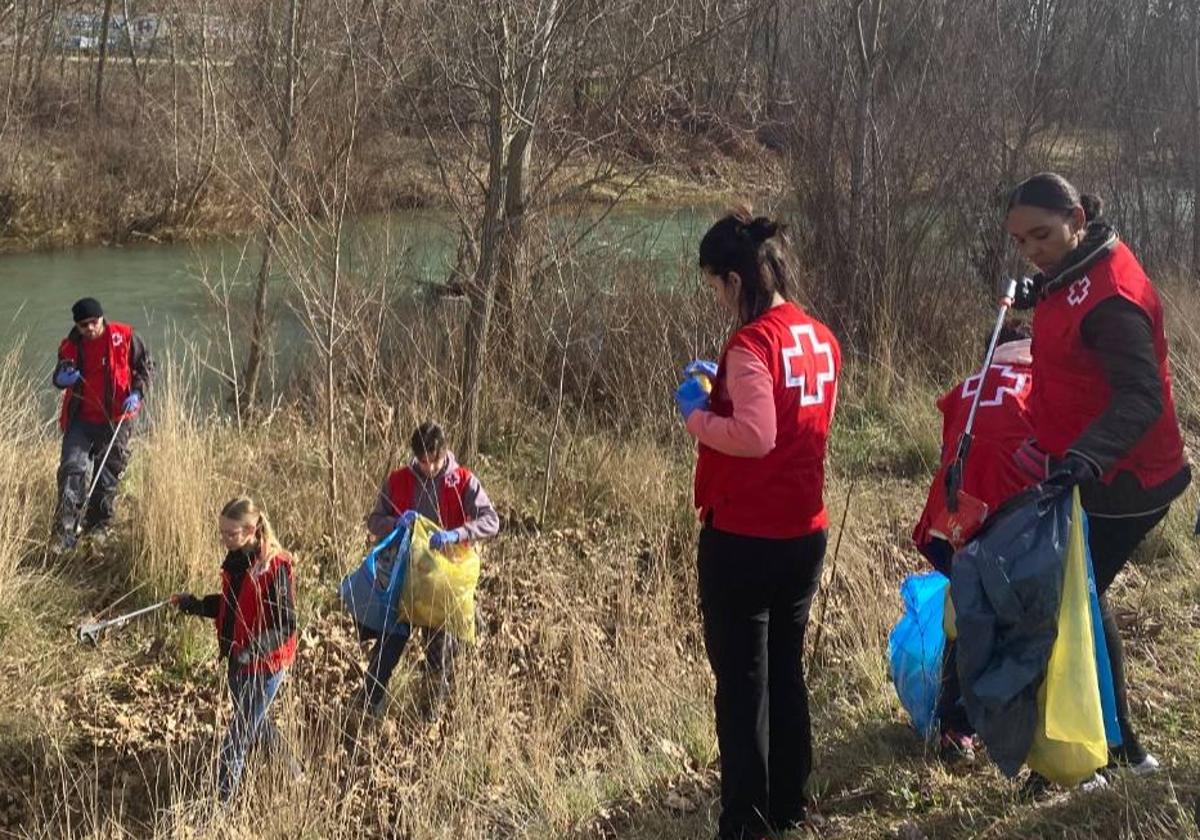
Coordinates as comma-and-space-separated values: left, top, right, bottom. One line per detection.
685, 347, 777, 458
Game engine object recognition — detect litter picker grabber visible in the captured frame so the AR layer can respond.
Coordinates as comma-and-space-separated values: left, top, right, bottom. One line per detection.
77, 599, 169, 645
933, 278, 1020, 548
75, 415, 126, 537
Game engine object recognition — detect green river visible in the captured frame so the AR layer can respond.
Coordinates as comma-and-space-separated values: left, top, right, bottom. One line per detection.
0, 206, 711, 404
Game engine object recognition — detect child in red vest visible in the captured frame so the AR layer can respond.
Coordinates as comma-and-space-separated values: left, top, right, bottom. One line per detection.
913, 323, 1036, 573
361, 421, 500, 719
171, 497, 300, 803
912, 324, 1036, 760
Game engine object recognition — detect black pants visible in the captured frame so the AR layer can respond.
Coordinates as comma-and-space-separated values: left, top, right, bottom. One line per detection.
936, 640, 972, 736
55, 418, 133, 536
1087, 507, 1169, 758
698, 525, 826, 840
361, 624, 456, 710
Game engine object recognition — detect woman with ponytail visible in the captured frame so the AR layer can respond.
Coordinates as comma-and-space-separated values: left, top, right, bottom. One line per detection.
676, 209, 841, 839
1005, 173, 1191, 775
172, 497, 301, 803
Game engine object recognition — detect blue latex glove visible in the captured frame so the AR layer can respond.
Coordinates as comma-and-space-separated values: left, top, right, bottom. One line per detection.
397, 510, 418, 529
121, 391, 141, 414
683, 359, 718, 380
430, 530, 461, 550
674, 377, 710, 421
54, 366, 82, 388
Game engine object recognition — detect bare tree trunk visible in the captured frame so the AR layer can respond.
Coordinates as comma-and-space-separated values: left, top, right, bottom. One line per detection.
460, 67, 508, 462
242, 0, 301, 412
848, 0, 883, 290
94, 0, 115, 115
121, 0, 146, 117
1192, 3, 1200, 274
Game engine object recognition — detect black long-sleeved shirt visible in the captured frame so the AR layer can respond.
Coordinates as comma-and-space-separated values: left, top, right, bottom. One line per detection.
182, 546, 297, 664
1070, 298, 1191, 516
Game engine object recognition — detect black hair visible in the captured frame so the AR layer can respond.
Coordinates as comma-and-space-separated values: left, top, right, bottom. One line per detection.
410, 421, 447, 458
1006, 172, 1104, 222
991, 320, 1032, 354
698, 208, 798, 325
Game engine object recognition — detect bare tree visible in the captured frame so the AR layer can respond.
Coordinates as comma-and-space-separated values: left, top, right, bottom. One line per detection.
94, 0, 115, 114
240, 0, 304, 413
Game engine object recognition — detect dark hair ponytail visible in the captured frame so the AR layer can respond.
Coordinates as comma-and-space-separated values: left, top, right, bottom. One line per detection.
1006, 172, 1103, 221
698, 208, 798, 325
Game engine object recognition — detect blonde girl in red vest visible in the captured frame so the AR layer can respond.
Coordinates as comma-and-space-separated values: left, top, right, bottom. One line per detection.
677, 210, 841, 839
361, 421, 499, 719
171, 497, 300, 803
1006, 173, 1191, 775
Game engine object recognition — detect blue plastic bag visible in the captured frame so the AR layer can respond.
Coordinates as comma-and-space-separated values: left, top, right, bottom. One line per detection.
339, 524, 412, 636
889, 571, 950, 739
1081, 514, 1121, 747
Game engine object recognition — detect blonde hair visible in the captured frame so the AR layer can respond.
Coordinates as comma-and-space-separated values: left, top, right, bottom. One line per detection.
219, 496, 283, 560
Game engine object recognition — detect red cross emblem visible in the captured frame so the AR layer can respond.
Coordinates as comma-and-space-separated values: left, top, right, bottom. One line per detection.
961, 364, 1026, 408
781, 324, 835, 407
1067, 276, 1091, 306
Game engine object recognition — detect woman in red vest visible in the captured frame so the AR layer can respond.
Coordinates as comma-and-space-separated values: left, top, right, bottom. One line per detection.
677, 211, 841, 839
361, 421, 499, 720
912, 323, 1037, 760
171, 497, 300, 803
1006, 173, 1191, 775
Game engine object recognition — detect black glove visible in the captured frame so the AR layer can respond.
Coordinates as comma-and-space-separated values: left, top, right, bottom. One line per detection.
174, 593, 203, 615
1012, 275, 1044, 310
1045, 453, 1100, 488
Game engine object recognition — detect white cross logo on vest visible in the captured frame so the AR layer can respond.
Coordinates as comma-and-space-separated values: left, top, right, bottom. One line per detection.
961, 365, 1027, 408
782, 324, 835, 407
1067, 276, 1091, 307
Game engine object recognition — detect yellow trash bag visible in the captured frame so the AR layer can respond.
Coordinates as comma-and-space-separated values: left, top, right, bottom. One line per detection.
943, 587, 957, 641
1026, 488, 1107, 786
397, 514, 481, 643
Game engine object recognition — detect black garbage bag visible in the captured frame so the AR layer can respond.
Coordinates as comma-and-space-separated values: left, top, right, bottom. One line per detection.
950, 486, 1067, 776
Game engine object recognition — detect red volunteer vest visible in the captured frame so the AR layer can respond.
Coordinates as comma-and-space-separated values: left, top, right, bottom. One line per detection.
57, 321, 137, 431
386, 465, 472, 533
695, 302, 841, 539
912, 359, 1035, 551
215, 550, 297, 675
1030, 242, 1185, 489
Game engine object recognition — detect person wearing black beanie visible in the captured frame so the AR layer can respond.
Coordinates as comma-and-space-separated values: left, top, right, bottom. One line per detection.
50, 298, 152, 552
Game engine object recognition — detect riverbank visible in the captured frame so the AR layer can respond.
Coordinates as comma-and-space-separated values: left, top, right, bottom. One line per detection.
0, 118, 784, 256
1, 265, 1198, 838
0, 359, 1197, 839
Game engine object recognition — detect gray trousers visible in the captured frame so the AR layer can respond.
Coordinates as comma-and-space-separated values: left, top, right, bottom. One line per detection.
55, 418, 133, 536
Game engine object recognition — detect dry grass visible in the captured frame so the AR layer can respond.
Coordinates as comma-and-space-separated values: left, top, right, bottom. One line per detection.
0, 277, 1196, 840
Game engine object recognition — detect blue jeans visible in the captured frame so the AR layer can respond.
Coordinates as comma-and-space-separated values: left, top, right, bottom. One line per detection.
218, 667, 294, 802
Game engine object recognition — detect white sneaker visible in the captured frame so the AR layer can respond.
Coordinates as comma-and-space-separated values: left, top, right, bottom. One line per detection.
1129, 753, 1160, 775
1079, 772, 1109, 793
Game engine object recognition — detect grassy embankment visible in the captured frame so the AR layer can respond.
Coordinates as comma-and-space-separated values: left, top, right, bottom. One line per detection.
0, 266, 1197, 839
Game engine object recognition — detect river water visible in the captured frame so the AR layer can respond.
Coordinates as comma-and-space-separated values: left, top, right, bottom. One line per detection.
0, 206, 710, 396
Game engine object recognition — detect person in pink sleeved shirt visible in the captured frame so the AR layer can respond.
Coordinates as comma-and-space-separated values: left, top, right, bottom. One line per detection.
675, 210, 841, 840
